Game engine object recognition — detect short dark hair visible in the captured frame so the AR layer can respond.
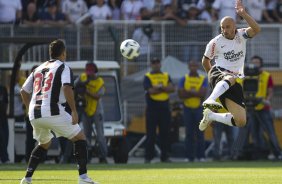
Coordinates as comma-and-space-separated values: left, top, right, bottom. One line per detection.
251, 55, 264, 67
151, 57, 160, 64
49, 39, 66, 59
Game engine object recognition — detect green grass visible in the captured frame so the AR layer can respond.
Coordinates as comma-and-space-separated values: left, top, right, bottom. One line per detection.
1, 161, 282, 184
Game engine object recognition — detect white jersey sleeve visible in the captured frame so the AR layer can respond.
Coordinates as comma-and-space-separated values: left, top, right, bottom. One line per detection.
61, 65, 73, 86
22, 72, 34, 94
204, 39, 217, 60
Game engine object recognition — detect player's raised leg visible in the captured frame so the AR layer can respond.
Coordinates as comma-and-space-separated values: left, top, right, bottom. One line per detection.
199, 98, 246, 131
203, 76, 236, 110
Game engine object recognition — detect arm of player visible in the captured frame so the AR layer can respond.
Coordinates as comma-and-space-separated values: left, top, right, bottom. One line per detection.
63, 85, 78, 125
235, 0, 261, 38
20, 89, 31, 111
202, 56, 212, 73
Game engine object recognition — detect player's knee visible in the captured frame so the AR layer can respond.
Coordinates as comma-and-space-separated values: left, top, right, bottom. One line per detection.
224, 76, 236, 86
39, 140, 52, 150
234, 116, 247, 127
71, 130, 86, 142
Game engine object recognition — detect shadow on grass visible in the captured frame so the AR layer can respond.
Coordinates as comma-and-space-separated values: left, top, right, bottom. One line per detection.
1, 161, 282, 171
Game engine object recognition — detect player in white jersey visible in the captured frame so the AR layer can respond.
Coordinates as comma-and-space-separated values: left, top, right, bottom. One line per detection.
199, 0, 261, 131
20, 40, 97, 184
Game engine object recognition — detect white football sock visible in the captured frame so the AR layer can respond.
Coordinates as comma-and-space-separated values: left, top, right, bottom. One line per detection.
208, 80, 230, 101
209, 112, 234, 126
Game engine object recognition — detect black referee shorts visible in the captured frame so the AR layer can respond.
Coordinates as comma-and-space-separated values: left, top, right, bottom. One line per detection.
208, 66, 245, 110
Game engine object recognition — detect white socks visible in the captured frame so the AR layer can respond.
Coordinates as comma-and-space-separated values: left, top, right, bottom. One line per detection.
209, 112, 234, 126
208, 80, 230, 101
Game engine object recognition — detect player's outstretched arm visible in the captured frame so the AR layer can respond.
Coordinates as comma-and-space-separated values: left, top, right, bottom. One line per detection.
235, 0, 261, 38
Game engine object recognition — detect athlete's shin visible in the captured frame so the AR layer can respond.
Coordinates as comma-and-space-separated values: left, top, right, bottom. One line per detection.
209, 112, 236, 126
25, 145, 47, 178
208, 80, 231, 101
74, 140, 88, 175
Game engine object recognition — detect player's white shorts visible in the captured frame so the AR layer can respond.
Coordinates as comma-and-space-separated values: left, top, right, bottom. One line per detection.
30, 112, 81, 144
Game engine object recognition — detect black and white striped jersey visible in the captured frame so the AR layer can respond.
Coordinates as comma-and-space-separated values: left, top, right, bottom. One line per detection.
22, 60, 73, 120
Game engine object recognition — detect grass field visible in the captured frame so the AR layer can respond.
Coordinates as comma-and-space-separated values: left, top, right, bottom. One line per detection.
1, 161, 282, 184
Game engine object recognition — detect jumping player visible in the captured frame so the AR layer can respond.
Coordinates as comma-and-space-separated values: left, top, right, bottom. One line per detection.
199, 0, 261, 131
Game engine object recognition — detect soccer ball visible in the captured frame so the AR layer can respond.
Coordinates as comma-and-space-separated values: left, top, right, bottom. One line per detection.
120, 39, 140, 60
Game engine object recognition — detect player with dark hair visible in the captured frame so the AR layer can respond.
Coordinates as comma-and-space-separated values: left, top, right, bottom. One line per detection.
20, 39, 97, 184
199, 0, 261, 131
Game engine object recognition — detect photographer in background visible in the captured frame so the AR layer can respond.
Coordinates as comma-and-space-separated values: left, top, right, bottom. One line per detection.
74, 62, 108, 164
248, 55, 282, 160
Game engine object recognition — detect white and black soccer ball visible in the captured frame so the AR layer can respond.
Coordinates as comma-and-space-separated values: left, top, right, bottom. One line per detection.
120, 39, 140, 60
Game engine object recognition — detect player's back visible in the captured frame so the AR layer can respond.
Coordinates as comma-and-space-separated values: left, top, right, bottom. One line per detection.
29, 59, 71, 120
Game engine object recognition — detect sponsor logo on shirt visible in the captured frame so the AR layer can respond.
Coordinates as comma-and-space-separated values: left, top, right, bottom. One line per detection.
223, 50, 244, 62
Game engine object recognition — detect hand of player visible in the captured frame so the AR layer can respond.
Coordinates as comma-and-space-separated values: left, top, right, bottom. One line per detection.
72, 111, 79, 125
235, 0, 246, 17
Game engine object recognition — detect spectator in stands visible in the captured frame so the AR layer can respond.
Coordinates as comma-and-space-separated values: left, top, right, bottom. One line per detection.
22, 1, 41, 26
196, 0, 214, 22
39, 0, 69, 26
211, 0, 237, 21
245, 0, 268, 22
88, 0, 112, 22
144, 0, 176, 18
197, 0, 214, 15
273, 0, 282, 22
108, 0, 122, 20
143, 57, 175, 163
180, 4, 212, 22
0, 0, 22, 24
160, 4, 187, 26
262, 0, 277, 22
178, 61, 208, 162
248, 55, 282, 160
176, 4, 209, 62
132, 7, 160, 65
61, 0, 88, 24
177, 0, 199, 18
36, 0, 51, 14
0, 84, 9, 163
121, 0, 144, 20
84, 0, 96, 8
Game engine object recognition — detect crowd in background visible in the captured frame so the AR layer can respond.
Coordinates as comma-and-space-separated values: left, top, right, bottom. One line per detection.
1, 0, 282, 26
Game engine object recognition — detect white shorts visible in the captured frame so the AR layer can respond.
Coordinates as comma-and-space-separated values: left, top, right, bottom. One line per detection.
30, 112, 81, 144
